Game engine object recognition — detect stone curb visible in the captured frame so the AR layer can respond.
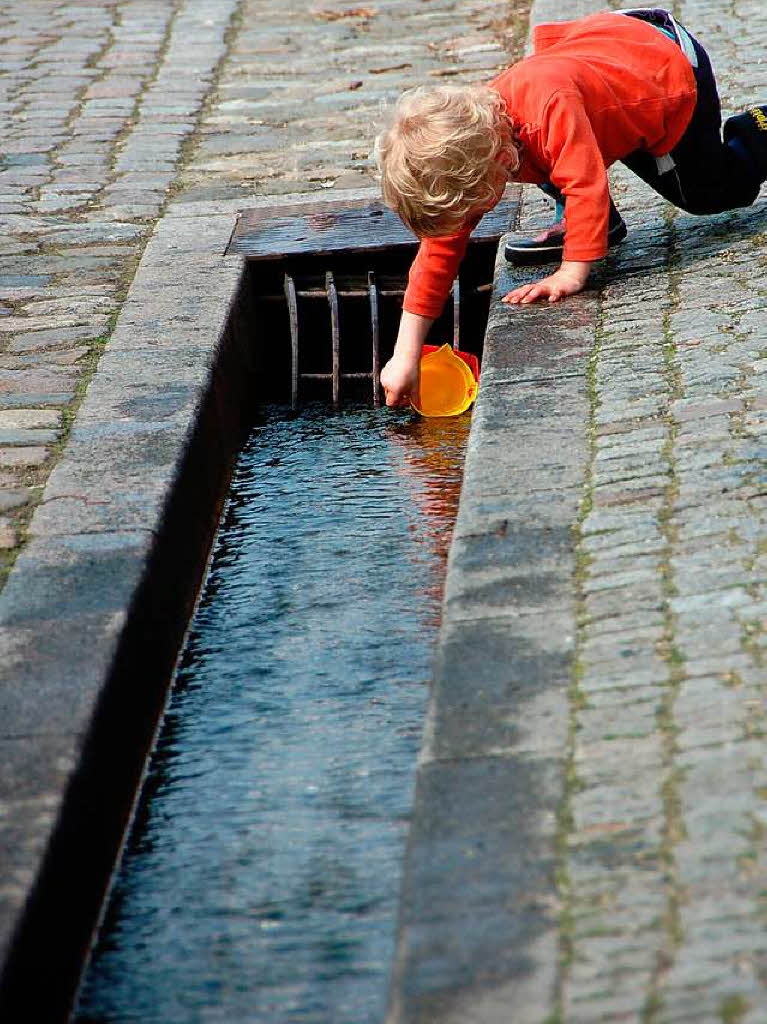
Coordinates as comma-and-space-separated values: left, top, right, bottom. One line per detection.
385, 2, 603, 1021
0, 204, 244, 1017
386, 219, 598, 1024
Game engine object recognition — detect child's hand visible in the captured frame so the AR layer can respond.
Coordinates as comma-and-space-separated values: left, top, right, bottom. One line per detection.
380, 354, 420, 408
381, 310, 433, 408
502, 260, 592, 305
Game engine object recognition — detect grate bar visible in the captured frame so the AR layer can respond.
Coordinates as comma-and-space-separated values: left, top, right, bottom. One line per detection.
257, 284, 493, 302
284, 273, 299, 411
257, 288, 407, 301
369, 271, 380, 408
326, 271, 341, 409
300, 372, 374, 380
452, 279, 460, 350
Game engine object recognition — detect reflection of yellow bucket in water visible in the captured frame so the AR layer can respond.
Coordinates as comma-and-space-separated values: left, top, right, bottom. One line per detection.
411, 344, 479, 418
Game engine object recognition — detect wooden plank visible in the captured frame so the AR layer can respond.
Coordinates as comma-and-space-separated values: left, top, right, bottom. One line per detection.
227, 189, 519, 259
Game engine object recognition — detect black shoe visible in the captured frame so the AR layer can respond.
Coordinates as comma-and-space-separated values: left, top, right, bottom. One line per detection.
723, 106, 767, 180
504, 201, 627, 266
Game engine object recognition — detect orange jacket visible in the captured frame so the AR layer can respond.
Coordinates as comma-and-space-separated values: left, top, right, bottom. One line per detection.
403, 11, 697, 318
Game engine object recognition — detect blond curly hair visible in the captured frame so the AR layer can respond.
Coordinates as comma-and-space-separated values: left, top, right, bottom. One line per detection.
375, 84, 519, 237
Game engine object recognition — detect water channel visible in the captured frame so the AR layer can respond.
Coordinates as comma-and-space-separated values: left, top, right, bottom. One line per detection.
75, 404, 469, 1024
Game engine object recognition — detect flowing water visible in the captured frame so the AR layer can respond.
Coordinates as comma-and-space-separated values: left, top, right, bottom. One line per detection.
75, 405, 469, 1024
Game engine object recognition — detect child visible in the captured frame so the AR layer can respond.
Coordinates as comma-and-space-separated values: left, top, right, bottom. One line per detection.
375, 8, 767, 408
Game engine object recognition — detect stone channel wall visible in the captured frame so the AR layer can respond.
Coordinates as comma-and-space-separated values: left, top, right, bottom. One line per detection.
0, 0, 520, 1018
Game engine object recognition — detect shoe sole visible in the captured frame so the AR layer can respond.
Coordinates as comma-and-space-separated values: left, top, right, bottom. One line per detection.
504, 220, 628, 266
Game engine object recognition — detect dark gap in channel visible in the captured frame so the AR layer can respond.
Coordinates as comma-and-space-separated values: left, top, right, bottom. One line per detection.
246, 244, 494, 407
69, 238, 496, 1023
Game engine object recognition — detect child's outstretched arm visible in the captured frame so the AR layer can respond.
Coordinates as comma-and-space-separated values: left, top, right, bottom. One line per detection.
380, 229, 471, 407
380, 310, 434, 407
502, 259, 592, 305
501, 90, 609, 306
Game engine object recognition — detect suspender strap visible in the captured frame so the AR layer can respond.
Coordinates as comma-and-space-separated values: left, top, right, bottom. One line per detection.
617, 7, 699, 67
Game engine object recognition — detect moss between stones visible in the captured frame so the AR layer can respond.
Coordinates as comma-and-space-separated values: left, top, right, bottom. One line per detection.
720, 993, 751, 1024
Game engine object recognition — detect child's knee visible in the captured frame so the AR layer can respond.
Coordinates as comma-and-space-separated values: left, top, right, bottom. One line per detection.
676, 184, 761, 217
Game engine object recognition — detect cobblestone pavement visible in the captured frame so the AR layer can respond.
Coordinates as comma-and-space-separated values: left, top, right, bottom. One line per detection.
392, 0, 767, 1020
175, 0, 523, 203
0, 0, 519, 583
0, 0, 238, 574
561, 1, 767, 1018
471, 1, 767, 1020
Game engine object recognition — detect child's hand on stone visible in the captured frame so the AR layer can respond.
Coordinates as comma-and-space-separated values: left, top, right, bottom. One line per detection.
502, 260, 592, 305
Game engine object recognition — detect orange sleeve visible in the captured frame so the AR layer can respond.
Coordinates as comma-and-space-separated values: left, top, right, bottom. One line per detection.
540, 90, 611, 263
402, 227, 472, 319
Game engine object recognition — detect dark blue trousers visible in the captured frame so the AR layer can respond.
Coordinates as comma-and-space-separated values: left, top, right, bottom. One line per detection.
544, 10, 762, 219
622, 17, 762, 214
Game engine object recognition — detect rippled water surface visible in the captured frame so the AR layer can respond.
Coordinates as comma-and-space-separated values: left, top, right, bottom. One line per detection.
76, 405, 468, 1024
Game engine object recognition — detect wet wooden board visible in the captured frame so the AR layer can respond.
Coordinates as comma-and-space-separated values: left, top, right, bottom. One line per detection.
227, 189, 519, 259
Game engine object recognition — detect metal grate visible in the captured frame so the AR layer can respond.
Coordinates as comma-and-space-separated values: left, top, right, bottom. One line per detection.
228, 191, 517, 408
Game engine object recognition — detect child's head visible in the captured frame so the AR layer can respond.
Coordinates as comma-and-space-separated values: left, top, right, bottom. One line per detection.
375, 84, 518, 237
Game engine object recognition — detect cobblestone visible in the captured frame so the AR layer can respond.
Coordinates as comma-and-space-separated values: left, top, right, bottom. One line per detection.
0, 448, 49, 468
545, 1, 767, 1019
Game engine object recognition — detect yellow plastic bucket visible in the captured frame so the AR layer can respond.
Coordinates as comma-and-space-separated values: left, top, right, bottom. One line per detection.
411, 344, 479, 418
